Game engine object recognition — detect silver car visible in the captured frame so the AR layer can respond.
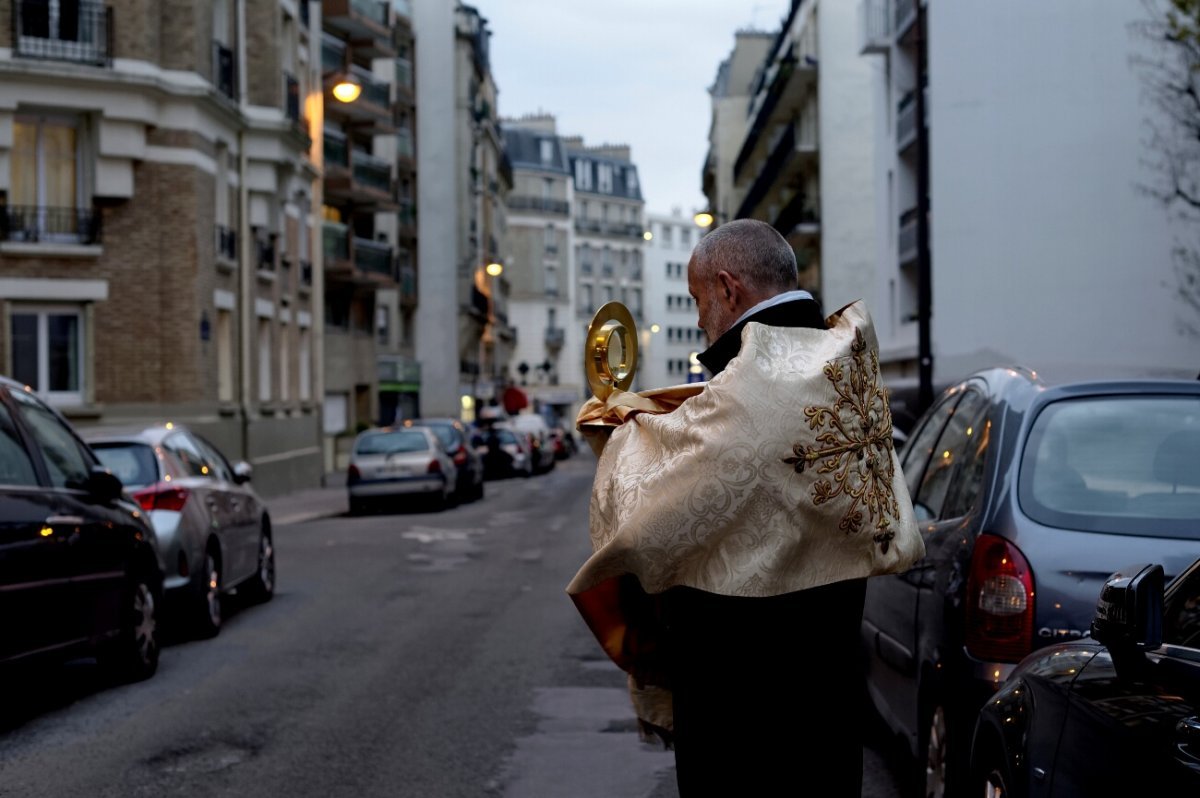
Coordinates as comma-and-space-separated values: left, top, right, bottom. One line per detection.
86, 425, 275, 638
347, 427, 457, 514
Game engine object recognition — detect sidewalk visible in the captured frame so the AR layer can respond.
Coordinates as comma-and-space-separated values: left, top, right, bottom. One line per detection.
264, 471, 348, 527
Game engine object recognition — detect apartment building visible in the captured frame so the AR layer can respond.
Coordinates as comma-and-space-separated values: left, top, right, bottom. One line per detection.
641, 210, 702, 390
704, 0, 877, 315
568, 138, 645, 395
412, 2, 512, 421
0, 0, 323, 495
319, 0, 411, 444
859, 0, 1196, 386
500, 114, 578, 418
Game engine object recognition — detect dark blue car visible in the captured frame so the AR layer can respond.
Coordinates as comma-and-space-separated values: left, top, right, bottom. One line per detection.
862, 367, 1200, 796
972, 557, 1200, 796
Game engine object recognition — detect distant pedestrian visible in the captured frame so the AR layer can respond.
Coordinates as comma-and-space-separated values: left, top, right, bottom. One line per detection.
568, 220, 925, 796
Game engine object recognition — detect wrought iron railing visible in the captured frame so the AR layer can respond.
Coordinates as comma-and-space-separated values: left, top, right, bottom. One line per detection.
13, 1, 112, 66
1, 205, 102, 244
352, 150, 391, 193
506, 196, 570, 215
354, 237, 393, 277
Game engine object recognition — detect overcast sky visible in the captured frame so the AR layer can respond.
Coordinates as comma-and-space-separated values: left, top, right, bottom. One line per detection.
475, 0, 788, 216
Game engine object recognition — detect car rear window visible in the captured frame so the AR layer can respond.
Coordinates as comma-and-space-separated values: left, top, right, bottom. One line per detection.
92, 443, 160, 490
420, 423, 458, 449
1019, 395, 1200, 539
355, 430, 429, 455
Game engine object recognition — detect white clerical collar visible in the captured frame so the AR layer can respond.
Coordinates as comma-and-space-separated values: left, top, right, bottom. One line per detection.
731, 289, 815, 329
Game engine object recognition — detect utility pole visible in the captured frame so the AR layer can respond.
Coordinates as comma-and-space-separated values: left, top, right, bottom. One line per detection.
915, 4, 933, 413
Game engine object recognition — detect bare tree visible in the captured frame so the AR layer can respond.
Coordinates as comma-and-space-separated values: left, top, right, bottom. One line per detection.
1135, 0, 1200, 337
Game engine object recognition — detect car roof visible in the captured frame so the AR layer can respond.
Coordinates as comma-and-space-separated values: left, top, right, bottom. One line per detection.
82, 423, 186, 446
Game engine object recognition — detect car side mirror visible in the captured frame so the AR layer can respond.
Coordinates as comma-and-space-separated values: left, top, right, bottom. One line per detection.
1092, 563, 1164, 652
233, 461, 253, 484
86, 466, 125, 503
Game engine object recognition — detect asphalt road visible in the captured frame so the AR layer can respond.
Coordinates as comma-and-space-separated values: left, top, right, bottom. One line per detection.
0, 457, 905, 797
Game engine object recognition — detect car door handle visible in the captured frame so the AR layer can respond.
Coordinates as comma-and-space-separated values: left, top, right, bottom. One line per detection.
45, 515, 84, 526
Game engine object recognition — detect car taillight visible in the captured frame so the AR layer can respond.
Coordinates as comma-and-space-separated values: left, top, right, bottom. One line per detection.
965, 534, 1035, 663
132, 482, 190, 512
427, 460, 442, 474
453, 448, 468, 466
348, 464, 361, 483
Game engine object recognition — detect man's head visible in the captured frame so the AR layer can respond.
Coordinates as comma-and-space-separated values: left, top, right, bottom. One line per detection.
686, 219, 798, 342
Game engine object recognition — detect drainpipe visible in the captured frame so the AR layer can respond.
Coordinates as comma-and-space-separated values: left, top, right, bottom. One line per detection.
237, 0, 252, 463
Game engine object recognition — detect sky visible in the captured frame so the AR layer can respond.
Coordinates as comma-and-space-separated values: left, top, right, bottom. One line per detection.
475, 0, 789, 216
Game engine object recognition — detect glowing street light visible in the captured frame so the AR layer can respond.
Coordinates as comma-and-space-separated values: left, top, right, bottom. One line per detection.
331, 76, 362, 103
643, 230, 653, 241
693, 212, 715, 228
650, 324, 661, 333
485, 261, 504, 277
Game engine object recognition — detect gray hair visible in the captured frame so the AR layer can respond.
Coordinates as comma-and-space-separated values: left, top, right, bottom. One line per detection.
690, 219, 798, 296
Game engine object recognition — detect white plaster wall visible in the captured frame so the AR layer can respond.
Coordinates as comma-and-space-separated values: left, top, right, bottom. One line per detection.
642, 212, 699, 390
929, 0, 1197, 381
816, 0, 879, 316
414, 0, 461, 415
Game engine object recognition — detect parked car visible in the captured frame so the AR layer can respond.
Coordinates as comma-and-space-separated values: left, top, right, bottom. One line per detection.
472, 424, 532, 479
347, 426, 457, 513
508, 412, 556, 473
0, 378, 162, 681
410, 418, 484, 502
85, 424, 275, 638
862, 367, 1200, 795
972, 558, 1200, 795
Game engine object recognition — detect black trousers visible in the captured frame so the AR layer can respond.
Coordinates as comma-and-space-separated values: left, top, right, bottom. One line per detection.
662, 579, 867, 798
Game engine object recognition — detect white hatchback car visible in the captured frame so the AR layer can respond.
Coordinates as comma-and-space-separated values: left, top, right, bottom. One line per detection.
347, 427, 457, 514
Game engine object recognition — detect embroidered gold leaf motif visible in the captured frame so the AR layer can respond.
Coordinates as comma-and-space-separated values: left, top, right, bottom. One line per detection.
782, 328, 900, 551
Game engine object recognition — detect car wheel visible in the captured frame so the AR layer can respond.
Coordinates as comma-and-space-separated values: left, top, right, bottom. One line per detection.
191, 550, 222, 638
244, 527, 276, 603
101, 574, 159, 682
919, 701, 965, 798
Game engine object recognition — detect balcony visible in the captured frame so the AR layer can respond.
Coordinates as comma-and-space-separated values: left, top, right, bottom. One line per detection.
736, 117, 817, 220
895, 0, 917, 40
396, 126, 415, 163
398, 263, 417, 307
733, 43, 819, 185
354, 237, 393, 278
322, 0, 394, 57
321, 32, 345, 73
773, 191, 820, 241
300, 260, 313, 287
397, 200, 416, 237
573, 218, 644, 239
1, 205, 102, 244
897, 87, 927, 153
506, 196, 570, 216
859, 0, 891, 54
352, 150, 391, 192
544, 327, 565, 350
394, 57, 413, 99
13, 0, 112, 66
215, 224, 236, 261
898, 208, 919, 265
325, 140, 394, 207
254, 233, 276, 271
213, 40, 237, 101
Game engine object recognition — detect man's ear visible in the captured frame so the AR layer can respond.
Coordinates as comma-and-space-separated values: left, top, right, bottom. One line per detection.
716, 270, 741, 309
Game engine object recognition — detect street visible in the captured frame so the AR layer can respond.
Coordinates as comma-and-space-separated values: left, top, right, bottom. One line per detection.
0, 457, 904, 797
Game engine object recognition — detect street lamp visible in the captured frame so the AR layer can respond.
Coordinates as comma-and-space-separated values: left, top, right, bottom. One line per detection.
485, 261, 503, 277
328, 73, 362, 104
693, 211, 715, 228
643, 230, 653, 241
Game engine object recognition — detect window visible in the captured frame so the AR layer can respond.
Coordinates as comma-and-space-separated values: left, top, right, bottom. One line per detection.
542, 177, 553, 200
258, 319, 271, 402
0, 398, 38, 486
279, 323, 290, 402
163, 432, 215, 479
15, 0, 108, 63
217, 309, 234, 402
627, 167, 638, 193
575, 159, 592, 191
582, 284, 593, 313
10, 114, 92, 243
901, 392, 962, 503
544, 223, 556, 253
661, 225, 673, 248
1164, 564, 1200, 649
298, 328, 311, 401
681, 227, 692, 248
545, 265, 558, 296
598, 163, 613, 193
914, 390, 990, 521
192, 436, 235, 482
540, 139, 554, 165
10, 306, 83, 405
377, 305, 390, 347
632, 289, 642, 316
10, 387, 91, 489
604, 285, 614, 304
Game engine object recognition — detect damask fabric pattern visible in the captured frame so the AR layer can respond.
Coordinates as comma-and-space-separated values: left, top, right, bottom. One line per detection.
567, 302, 924, 700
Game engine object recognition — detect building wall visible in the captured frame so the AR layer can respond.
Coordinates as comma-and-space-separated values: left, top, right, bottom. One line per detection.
816, 1, 877, 314
641, 211, 701, 390
928, 0, 1195, 381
